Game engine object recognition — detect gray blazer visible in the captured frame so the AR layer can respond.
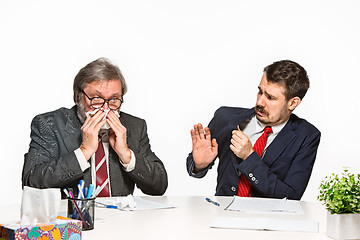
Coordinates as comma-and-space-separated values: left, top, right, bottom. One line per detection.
22, 106, 168, 198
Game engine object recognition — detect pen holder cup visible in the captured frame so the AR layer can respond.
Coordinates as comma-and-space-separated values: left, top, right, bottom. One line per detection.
67, 197, 95, 231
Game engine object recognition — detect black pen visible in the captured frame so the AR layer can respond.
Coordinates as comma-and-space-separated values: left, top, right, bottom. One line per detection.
206, 197, 220, 206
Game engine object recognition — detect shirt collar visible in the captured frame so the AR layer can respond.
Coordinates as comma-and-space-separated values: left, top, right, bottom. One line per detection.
255, 117, 288, 135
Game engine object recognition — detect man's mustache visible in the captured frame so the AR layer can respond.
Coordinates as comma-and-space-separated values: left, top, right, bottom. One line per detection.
255, 105, 268, 116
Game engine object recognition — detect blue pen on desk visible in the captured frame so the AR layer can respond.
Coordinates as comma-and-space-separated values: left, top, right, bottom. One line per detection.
206, 197, 220, 206
96, 202, 118, 209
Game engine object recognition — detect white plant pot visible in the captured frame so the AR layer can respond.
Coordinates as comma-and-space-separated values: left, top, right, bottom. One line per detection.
326, 211, 360, 239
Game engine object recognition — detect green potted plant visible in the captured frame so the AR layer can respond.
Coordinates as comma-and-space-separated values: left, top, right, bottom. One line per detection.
318, 168, 360, 239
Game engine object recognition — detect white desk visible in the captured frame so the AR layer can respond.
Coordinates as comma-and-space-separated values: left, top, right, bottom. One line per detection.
0, 196, 331, 240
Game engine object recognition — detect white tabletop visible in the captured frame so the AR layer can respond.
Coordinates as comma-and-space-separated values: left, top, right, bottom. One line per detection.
0, 196, 331, 240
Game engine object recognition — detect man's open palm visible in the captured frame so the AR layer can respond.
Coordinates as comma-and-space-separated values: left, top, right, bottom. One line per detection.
191, 123, 218, 172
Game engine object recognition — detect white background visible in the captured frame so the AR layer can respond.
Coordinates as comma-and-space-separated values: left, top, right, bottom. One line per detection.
0, 0, 359, 206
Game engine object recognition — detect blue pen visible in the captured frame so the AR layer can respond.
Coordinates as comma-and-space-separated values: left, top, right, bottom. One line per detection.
104, 205, 118, 209
84, 187, 88, 199
80, 180, 85, 196
87, 184, 94, 199
206, 197, 220, 206
77, 184, 84, 199
96, 202, 118, 209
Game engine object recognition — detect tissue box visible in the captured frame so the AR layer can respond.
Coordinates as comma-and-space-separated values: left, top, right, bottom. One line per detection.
0, 216, 82, 240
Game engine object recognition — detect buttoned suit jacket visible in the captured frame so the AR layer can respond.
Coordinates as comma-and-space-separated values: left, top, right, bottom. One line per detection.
186, 106, 321, 200
23, 106, 168, 198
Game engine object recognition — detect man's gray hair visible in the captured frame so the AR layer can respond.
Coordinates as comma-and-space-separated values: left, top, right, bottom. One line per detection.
73, 57, 127, 103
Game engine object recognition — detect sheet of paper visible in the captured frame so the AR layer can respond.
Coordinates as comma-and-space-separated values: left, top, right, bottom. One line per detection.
96, 197, 175, 211
225, 196, 304, 214
211, 217, 318, 233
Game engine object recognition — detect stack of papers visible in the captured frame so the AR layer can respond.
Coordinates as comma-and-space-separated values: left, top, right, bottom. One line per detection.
225, 196, 303, 214
211, 196, 318, 233
211, 217, 318, 233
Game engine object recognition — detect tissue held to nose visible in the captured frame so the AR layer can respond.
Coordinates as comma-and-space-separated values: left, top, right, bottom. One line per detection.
85, 108, 120, 130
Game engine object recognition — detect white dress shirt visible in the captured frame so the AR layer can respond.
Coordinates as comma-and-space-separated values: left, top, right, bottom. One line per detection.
241, 115, 288, 158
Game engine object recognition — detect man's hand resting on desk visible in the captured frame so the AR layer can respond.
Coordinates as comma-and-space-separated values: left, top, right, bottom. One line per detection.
191, 123, 218, 172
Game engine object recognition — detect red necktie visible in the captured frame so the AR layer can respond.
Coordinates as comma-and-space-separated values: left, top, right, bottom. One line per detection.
237, 126, 273, 197
95, 140, 110, 197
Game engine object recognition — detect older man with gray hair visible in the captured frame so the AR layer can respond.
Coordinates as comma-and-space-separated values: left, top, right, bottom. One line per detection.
23, 58, 168, 198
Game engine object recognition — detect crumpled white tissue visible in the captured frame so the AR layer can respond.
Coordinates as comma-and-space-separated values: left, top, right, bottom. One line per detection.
20, 186, 61, 225
85, 108, 120, 130
116, 194, 137, 210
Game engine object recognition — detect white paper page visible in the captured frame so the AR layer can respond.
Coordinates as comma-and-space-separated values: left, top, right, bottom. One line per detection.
211, 217, 268, 230
268, 218, 318, 232
125, 197, 175, 211
96, 197, 175, 211
225, 196, 304, 214
211, 217, 318, 233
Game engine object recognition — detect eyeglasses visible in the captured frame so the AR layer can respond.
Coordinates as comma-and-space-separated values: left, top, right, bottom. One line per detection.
80, 90, 124, 110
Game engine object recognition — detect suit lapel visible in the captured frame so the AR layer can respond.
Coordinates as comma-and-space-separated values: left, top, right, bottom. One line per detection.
109, 112, 131, 196
119, 112, 133, 149
228, 108, 256, 174
62, 106, 82, 152
262, 117, 296, 166
227, 109, 297, 171
228, 108, 256, 131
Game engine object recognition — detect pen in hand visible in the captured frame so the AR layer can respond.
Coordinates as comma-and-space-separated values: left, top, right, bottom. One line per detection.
206, 197, 220, 206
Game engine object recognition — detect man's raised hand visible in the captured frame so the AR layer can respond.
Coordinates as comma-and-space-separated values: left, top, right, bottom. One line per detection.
191, 123, 218, 172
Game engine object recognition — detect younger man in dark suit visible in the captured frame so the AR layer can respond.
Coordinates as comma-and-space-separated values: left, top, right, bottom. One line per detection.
187, 60, 320, 200
23, 58, 168, 197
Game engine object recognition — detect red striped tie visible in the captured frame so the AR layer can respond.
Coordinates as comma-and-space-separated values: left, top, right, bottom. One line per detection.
237, 126, 273, 197
95, 140, 110, 197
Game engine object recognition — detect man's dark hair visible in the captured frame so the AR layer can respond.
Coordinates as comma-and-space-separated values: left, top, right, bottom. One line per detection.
264, 60, 309, 100
73, 57, 127, 103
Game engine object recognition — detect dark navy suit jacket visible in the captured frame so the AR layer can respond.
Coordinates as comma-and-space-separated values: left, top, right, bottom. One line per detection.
187, 107, 321, 200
